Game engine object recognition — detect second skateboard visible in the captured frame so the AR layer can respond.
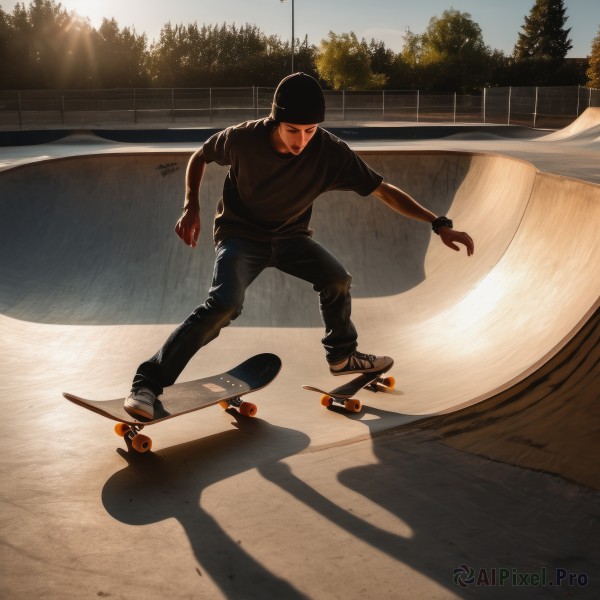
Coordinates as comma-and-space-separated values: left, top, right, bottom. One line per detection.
303, 368, 395, 413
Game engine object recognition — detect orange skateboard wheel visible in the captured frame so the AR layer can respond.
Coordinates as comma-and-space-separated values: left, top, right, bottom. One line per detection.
381, 376, 395, 389
344, 399, 362, 413
320, 394, 334, 407
131, 434, 152, 453
114, 423, 131, 437
219, 400, 230, 410
238, 402, 257, 417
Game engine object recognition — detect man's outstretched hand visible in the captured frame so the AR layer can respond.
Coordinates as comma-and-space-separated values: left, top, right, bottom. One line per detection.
439, 227, 475, 256
175, 208, 201, 248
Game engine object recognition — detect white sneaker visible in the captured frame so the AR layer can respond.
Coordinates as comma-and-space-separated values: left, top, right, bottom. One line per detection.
329, 351, 394, 376
124, 388, 156, 419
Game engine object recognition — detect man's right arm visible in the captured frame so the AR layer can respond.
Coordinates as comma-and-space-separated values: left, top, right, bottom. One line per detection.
175, 148, 206, 248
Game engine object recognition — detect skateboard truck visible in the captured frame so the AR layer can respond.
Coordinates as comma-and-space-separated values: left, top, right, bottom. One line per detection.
218, 396, 257, 417
115, 423, 152, 452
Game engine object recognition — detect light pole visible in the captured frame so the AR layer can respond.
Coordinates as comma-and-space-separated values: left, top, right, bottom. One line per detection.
280, 0, 295, 73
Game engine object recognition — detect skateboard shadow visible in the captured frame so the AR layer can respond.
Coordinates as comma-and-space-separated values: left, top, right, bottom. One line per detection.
102, 414, 311, 599
276, 405, 599, 599
101, 403, 598, 599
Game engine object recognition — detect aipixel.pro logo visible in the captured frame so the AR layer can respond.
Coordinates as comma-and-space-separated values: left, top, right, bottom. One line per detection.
453, 564, 589, 589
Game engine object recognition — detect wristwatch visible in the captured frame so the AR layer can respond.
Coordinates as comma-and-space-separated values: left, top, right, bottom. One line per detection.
431, 216, 453, 235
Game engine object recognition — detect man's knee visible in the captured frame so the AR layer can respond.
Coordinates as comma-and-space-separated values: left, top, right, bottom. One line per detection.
318, 270, 352, 297
190, 294, 243, 326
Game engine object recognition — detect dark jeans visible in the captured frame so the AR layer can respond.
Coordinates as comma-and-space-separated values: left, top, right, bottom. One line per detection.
132, 237, 357, 394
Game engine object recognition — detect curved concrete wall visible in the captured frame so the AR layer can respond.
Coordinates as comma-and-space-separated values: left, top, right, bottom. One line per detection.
1, 149, 598, 422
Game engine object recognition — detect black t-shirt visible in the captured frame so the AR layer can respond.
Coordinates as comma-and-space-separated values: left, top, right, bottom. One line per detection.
201, 118, 383, 244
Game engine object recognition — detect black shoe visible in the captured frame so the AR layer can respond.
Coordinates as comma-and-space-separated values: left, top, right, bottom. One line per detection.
329, 351, 394, 376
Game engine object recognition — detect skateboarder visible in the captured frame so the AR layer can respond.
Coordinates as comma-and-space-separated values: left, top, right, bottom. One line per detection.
125, 72, 474, 419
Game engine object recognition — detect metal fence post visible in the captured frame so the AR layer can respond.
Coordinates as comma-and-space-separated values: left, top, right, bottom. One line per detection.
533, 86, 538, 128
453, 92, 457, 123
382, 90, 385, 121
508, 86, 512, 125
482, 88, 486, 123
17, 90, 22, 129
416, 90, 420, 123
134, 88, 137, 124
342, 90, 345, 121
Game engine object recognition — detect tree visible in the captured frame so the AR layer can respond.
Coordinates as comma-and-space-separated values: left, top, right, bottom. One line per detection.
514, 0, 572, 60
367, 39, 395, 79
420, 9, 488, 61
0, 0, 144, 89
0, 8, 14, 86
587, 26, 600, 88
511, 0, 574, 85
149, 22, 293, 87
290, 35, 319, 81
93, 19, 149, 87
402, 10, 495, 91
6, 0, 75, 88
315, 31, 386, 90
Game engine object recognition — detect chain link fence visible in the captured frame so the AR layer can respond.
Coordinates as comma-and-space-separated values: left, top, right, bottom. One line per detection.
0, 86, 598, 130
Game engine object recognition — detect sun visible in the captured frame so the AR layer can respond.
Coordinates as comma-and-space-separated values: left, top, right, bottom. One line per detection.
63, 1, 111, 28
64, 1, 95, 15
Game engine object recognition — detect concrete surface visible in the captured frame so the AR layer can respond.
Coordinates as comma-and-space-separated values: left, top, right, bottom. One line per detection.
1, 108, 599, 599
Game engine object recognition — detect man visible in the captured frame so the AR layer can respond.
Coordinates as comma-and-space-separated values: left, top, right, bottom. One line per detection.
125, 73, 474, 419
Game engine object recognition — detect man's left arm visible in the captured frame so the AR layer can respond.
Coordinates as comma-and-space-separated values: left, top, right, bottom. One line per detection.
371, 181, 474, 256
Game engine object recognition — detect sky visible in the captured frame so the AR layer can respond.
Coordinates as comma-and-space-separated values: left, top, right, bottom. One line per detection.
2, 0, 598, 58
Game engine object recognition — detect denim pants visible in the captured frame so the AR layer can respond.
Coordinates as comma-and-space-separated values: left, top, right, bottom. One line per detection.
132, 236, 357, 394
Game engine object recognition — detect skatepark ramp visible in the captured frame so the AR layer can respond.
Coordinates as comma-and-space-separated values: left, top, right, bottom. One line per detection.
1, 148, 598, 488
1, 137, 599, 599
538, 106, 600, 144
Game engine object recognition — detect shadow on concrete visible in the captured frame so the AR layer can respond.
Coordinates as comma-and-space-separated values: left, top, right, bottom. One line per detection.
102, 415, 311, 599
101, 403, 599, 598
335, 414, 599, 598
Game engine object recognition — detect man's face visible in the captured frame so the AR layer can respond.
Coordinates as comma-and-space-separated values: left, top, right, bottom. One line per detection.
274, 122, 318, 155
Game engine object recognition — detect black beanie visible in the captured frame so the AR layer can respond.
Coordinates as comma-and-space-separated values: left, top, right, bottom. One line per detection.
270, 72, 325, 124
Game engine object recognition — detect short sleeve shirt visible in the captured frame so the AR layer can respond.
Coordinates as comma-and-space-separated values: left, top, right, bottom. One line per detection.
201, 118, 383, 244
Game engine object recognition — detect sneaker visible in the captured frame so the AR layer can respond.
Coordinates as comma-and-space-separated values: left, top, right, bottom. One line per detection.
329, 351, 394, 376
124, 388, 156, 419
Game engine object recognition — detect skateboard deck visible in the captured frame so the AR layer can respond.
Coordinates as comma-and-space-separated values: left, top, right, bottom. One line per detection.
303, 369, 395, 413
63, 353, 282, 452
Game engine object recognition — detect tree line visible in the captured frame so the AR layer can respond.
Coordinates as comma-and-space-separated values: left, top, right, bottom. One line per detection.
1, 0, 598, 91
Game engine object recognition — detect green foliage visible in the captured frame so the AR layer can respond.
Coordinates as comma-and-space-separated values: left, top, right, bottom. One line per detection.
93, 19, 149, 87
400, 10, 496, 91
420, 9, 488, 60
0, 0, 149, 88
509, 0, 576, 85
0, 1, 310, 89
0, 0, 591, 91
4, 0, 89, 88
315, 32, 387, 90
514, 0, 572, 61
587, 26, 600, 88
148, 22, 306, 87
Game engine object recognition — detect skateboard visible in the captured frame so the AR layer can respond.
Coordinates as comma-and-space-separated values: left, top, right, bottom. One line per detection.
63, 353, 281, 452
303, 369, 395, 413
